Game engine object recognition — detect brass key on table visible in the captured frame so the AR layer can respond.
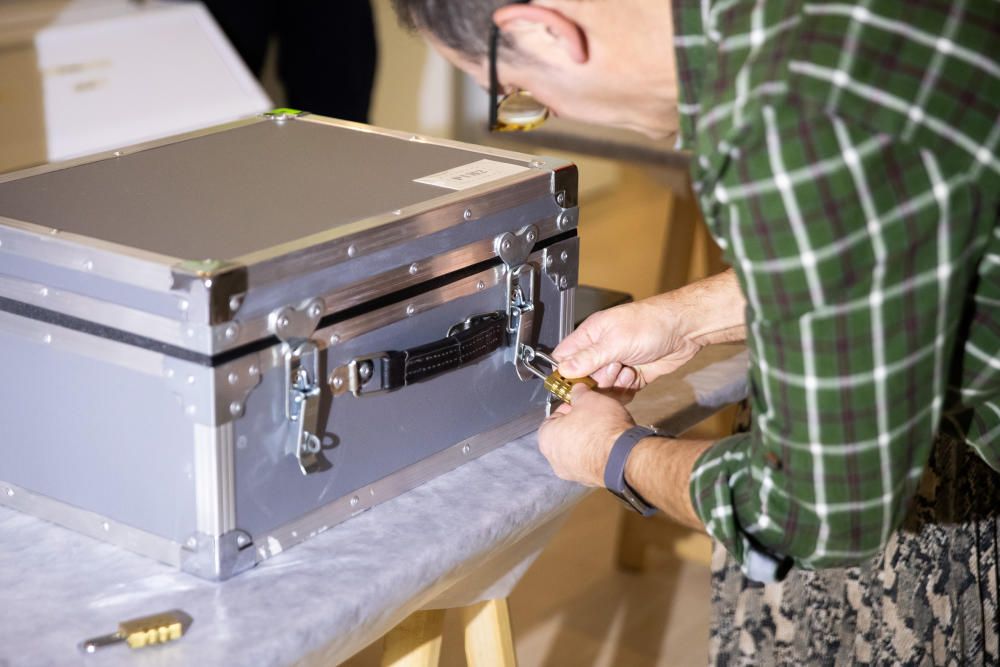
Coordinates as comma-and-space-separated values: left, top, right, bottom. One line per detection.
80, 610, 189, 653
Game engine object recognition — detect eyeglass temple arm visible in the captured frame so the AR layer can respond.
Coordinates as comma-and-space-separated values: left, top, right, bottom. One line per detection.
488, 24, 500, 131
488, 0, 531, 132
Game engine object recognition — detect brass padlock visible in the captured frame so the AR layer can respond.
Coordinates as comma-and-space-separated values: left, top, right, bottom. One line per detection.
544, 370, 598, 405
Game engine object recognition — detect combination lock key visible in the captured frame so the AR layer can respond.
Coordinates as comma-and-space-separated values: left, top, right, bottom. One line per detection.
80, 610, 189, 653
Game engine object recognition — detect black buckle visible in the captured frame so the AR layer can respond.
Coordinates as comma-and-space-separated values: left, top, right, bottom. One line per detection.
447, 311, 506, 337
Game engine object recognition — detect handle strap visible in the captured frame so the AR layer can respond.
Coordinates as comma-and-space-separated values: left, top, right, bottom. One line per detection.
389, 311, 507, 388
339, 311, 508, 396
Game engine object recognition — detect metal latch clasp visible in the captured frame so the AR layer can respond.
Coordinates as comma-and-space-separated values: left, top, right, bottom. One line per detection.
328, 355, 385, 397
496, 230, 596, 402
285, 341, 323, 475
506, 263, 540, 382
517, 346, 558, 382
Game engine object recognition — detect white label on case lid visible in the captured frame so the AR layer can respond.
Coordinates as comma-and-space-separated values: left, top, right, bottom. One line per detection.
414, 159, 530, 190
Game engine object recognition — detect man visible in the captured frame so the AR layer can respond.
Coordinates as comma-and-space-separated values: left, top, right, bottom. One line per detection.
392, 1, 1000, 663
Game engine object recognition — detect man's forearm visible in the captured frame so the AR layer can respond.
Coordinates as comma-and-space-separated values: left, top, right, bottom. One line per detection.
649, 268, 747, 347
614, 271, 742, 527
624, 436, 713, 530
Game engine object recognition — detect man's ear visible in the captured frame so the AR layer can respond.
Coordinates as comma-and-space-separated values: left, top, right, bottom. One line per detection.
492, 4, 588, 64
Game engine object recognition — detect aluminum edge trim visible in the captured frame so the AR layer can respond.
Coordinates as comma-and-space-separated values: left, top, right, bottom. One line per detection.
0, 255, 508, 373
0, 309, 165, 376
0, 189, 567, 337
560, 287, 576, 340
299, 114, 574, 167
193, 424, 237, 536
0, 481, 182, 568
0, 216, 181, 291
0, 244, 563, 389
0, 115, 267, 186
315, 267, 505, 349
0, 229, 568, 356
0, 274, 207, 351
314, 249, 564, 348
254, 409, 545, 561
232, 172, 553, 271
0, 306, 241, 428
235, 224, 565, 352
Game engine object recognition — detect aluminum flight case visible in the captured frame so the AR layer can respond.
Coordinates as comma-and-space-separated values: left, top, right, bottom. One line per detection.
0, 111, 580, 580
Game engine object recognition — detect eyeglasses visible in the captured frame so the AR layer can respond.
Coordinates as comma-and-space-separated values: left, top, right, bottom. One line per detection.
488, 1, 549, 132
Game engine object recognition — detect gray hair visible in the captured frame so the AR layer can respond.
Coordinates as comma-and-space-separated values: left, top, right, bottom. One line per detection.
391, 0, 512, 58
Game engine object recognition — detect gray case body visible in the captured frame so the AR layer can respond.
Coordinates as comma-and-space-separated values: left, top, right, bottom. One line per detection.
0, 113, 579, 579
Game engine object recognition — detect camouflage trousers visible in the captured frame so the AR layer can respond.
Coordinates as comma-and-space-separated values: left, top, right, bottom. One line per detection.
709, 435, 1000, 666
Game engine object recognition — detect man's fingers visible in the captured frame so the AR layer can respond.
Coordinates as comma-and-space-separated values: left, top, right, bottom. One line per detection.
559, 346, 610, 378
570, 382, 634, 412
569, 381, 601, 405
594, 362, 621, 388
553, 401, 572, 416
614, 366, 638, 389
552, 324, 597, 361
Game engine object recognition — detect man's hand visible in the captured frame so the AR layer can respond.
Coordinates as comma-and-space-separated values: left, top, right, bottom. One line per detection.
556, 270, 748, 390
538, 384, 712, 530
537, 384, 634, 487
538, 383, 713, 530
555, 300, 700, 391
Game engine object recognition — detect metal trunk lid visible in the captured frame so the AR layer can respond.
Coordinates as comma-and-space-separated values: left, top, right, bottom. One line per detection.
0, 112, 579, 364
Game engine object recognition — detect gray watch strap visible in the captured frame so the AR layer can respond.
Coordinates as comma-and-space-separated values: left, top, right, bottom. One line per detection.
603, 425, 658, 516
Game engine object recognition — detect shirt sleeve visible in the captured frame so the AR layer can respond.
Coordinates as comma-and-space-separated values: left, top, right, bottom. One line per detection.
688, 102, 984, 573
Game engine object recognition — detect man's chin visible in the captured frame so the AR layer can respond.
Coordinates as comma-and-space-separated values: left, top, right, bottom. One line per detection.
545, 107, 678, 143
635, 126, 679, 142
576, 109, 679, 141
612, 120, 679, 142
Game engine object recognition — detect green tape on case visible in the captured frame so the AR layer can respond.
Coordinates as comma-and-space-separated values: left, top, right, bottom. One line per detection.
266, 108, 303, 117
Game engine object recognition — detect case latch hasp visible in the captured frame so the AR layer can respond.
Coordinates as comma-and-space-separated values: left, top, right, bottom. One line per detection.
285, 341, 323, 475
506, 263, 540, 382
496, 225, 544, 382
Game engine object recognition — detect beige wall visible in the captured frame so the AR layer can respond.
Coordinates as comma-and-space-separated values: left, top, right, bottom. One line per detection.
369, 0, 456, 137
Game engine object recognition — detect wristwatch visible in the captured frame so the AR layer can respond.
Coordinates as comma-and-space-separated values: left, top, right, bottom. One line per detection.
603, 425, 661, 516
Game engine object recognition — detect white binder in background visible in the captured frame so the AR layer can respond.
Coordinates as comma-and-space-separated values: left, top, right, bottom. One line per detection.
0, 0, 271, 173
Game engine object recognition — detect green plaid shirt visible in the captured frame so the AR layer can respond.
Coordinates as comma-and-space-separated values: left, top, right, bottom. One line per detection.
675, 0, 1000, 576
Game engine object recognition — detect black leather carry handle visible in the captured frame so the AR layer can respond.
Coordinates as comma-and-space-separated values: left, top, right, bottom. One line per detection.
353, 311, 508, 394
